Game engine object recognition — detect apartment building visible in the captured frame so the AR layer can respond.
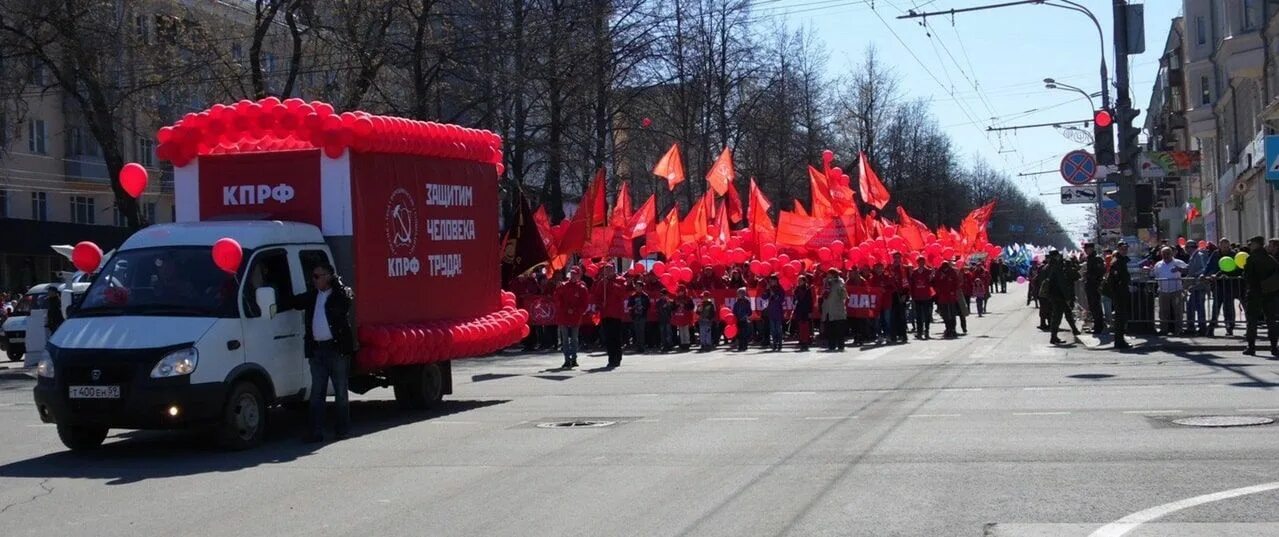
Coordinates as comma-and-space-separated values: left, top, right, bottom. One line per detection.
0, 0, 300, 292
1145, 0, 1278, 245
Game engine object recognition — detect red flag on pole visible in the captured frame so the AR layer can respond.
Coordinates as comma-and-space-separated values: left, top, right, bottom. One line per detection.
705, 147, 734, 196
858, 152, 891, 210
610, 181, 632, 228
896, 206, 927, 251
808, 165, 835, 219
748, 178, 776, 249
680, 196, 708, 241
725, 183, 744, 224
627, 195, 656, 239
656, 207, 681, 257
557, 168, 607, 255
653, 144, 686, 190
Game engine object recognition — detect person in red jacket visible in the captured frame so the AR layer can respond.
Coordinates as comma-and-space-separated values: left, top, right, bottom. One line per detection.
592, 264, 630, 368
909, 258, 935, 339
553, 269, 590, 368
932, 261, 962, 339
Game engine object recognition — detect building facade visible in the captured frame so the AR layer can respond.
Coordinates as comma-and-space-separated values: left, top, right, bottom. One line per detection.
1146, 0, 1278, 246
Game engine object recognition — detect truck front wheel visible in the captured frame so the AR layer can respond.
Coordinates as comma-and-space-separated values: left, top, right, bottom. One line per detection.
393, 363, 442, 410
57, 423, 108, 451
218, 381, 266, 450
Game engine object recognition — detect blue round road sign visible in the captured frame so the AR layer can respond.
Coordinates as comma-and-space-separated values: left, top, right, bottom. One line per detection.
1060, 150, 1097, 186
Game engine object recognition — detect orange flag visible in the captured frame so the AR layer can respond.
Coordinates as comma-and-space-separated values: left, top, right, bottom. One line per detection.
714, 201, 729, 244
793, 199, 809, 217
533, 205, 556, 258
653, 143, 686, 190
808, 165, 835, 219
656, 207, 681, 257
858, 151, 891, 210
705, 147, 734, 196
959, 200, 996, 249
748, 178, 776, 247
699, 188, 718, 221
896, 206, 927, 251
725, 183, 744, 224
610, 181, 632, 228
627, 194, 656, 239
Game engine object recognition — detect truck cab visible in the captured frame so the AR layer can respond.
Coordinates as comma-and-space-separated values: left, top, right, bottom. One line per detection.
34, 221, 331, 450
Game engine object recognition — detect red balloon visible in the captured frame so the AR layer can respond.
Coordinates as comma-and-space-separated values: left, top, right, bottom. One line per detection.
822, 149, 835, 165
641, 117, 653, 128
120, 162, 148, 198
71, 241, 103, 273
211, 237, 243, 274
724, 324, 739, 339
652, 261, 667, 276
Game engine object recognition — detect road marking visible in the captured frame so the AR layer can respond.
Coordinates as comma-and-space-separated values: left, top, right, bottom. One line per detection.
1113, 385, 1164, 389
773, 391, 818, 395
1121, 410, 1183, 415
634, 418, 660, 422
941, 388, 983, 392
907, 413, 961, 418
632, 393, 660, 397
1088, 481, 1279, 537
706, 417, 759, 421
1023, 386, 1069, 391
803, 416, 854, 420
1237, 408, 1279, 413
1012, 411, 1072, 416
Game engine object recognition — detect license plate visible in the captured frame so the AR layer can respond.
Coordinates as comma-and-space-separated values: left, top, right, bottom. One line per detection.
68, 385, 121, 399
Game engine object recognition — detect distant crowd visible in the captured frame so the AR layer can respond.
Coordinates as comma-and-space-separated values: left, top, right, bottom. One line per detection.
508, 256, 1014, 369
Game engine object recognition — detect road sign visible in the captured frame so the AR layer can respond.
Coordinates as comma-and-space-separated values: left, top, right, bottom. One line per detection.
1060, 185, 1099, 204
1060, 150, 1097, 185
1265, 135, 1279, 181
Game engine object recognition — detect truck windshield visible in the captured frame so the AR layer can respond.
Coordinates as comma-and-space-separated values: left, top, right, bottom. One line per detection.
77, 247, 239, 317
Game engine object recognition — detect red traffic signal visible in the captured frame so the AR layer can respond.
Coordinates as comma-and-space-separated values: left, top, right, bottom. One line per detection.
1094, 109, 1113, 128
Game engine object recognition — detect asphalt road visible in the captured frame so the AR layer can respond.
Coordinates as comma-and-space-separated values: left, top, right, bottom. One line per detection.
2, 291, 1278, 537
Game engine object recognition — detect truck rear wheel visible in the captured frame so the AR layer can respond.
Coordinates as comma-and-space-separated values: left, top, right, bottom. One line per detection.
57, 423, 108, 451
393, 363, 442, 410
7, 345, 24, 362
218, 381, 266, 450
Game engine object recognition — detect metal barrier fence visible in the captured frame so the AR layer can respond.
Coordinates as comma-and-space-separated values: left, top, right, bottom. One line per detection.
1075, 276, 1250, 335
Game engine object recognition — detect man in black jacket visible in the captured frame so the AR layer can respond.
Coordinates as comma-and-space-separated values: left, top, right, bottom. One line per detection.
294, 262, 356, 442
1242, 236, 1279, 356
1107, 242, 1132, 349
1083, 243, 1106, 334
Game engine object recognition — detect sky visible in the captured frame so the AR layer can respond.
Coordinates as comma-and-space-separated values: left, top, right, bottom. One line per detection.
775, 0, 1180, 244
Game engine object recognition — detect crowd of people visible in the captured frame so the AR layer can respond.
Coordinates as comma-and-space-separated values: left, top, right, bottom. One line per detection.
508, 257, 1014, 369
1024, 235, 1279, 356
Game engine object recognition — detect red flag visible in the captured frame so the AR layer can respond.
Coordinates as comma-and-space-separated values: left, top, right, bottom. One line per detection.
557, 168, 608, 255
627, 195, 656, 238
959, 201, 996, 247
653, 143, 686, 190
705, 147, 734, 196
793, 199, 809, 217
748, 178, 776, 249
896, 206, 927, 251
714, 202, 729, 244
656, 207, 681, 257
776, 213, 850, 251
680, 196, 708, 241
1185, 202, 1201, 222
725, 183, 744, 224
533, 205, 556, 258
808, 165, 835, 219
858, 152, 891, 210
610, 181, 632, 228
699, 188, 718, 222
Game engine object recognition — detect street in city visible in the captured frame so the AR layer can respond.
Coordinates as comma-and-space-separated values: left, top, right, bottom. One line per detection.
1, 293, 1277, 536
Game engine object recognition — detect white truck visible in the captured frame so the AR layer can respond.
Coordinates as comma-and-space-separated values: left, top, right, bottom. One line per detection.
34, 103, 524, 451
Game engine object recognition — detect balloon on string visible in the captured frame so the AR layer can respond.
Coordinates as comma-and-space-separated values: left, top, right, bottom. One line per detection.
120, 163, 148, 198
652, 261, 667, 276
641, 117, 652, 128
71, 241, 103, 273
1218, 256, 1237, 273
212, 237, 244, 274
724, 323, 738, 339
1235, 251, 1249, 268
1017, 276, 1027, 284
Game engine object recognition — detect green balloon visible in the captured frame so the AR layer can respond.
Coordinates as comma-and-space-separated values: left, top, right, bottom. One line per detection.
1219, 256, 1237, 272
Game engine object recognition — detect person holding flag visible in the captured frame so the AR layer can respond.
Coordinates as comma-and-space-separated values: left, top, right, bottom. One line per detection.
553, 268, 590, 368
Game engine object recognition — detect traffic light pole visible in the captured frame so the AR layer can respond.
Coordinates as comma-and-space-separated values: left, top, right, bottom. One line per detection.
1113, 0, 1140, 236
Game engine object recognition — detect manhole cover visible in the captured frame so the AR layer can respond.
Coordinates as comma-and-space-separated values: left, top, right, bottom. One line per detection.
1172, 416, 1275, 428
536, 420, 616, 429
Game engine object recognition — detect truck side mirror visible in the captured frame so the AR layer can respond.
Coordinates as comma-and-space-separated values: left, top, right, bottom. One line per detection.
255, 287, 277, 319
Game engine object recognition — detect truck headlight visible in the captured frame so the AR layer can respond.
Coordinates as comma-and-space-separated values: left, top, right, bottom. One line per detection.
36, 357, 54, 379
151, 347, 198, 378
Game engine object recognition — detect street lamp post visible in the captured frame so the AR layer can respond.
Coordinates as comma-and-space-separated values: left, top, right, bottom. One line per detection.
1043, 79, 1098, 112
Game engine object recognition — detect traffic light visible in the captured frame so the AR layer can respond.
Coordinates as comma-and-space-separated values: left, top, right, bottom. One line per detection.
1093, 109, 1115, 165
1116, 107, 1142, 167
